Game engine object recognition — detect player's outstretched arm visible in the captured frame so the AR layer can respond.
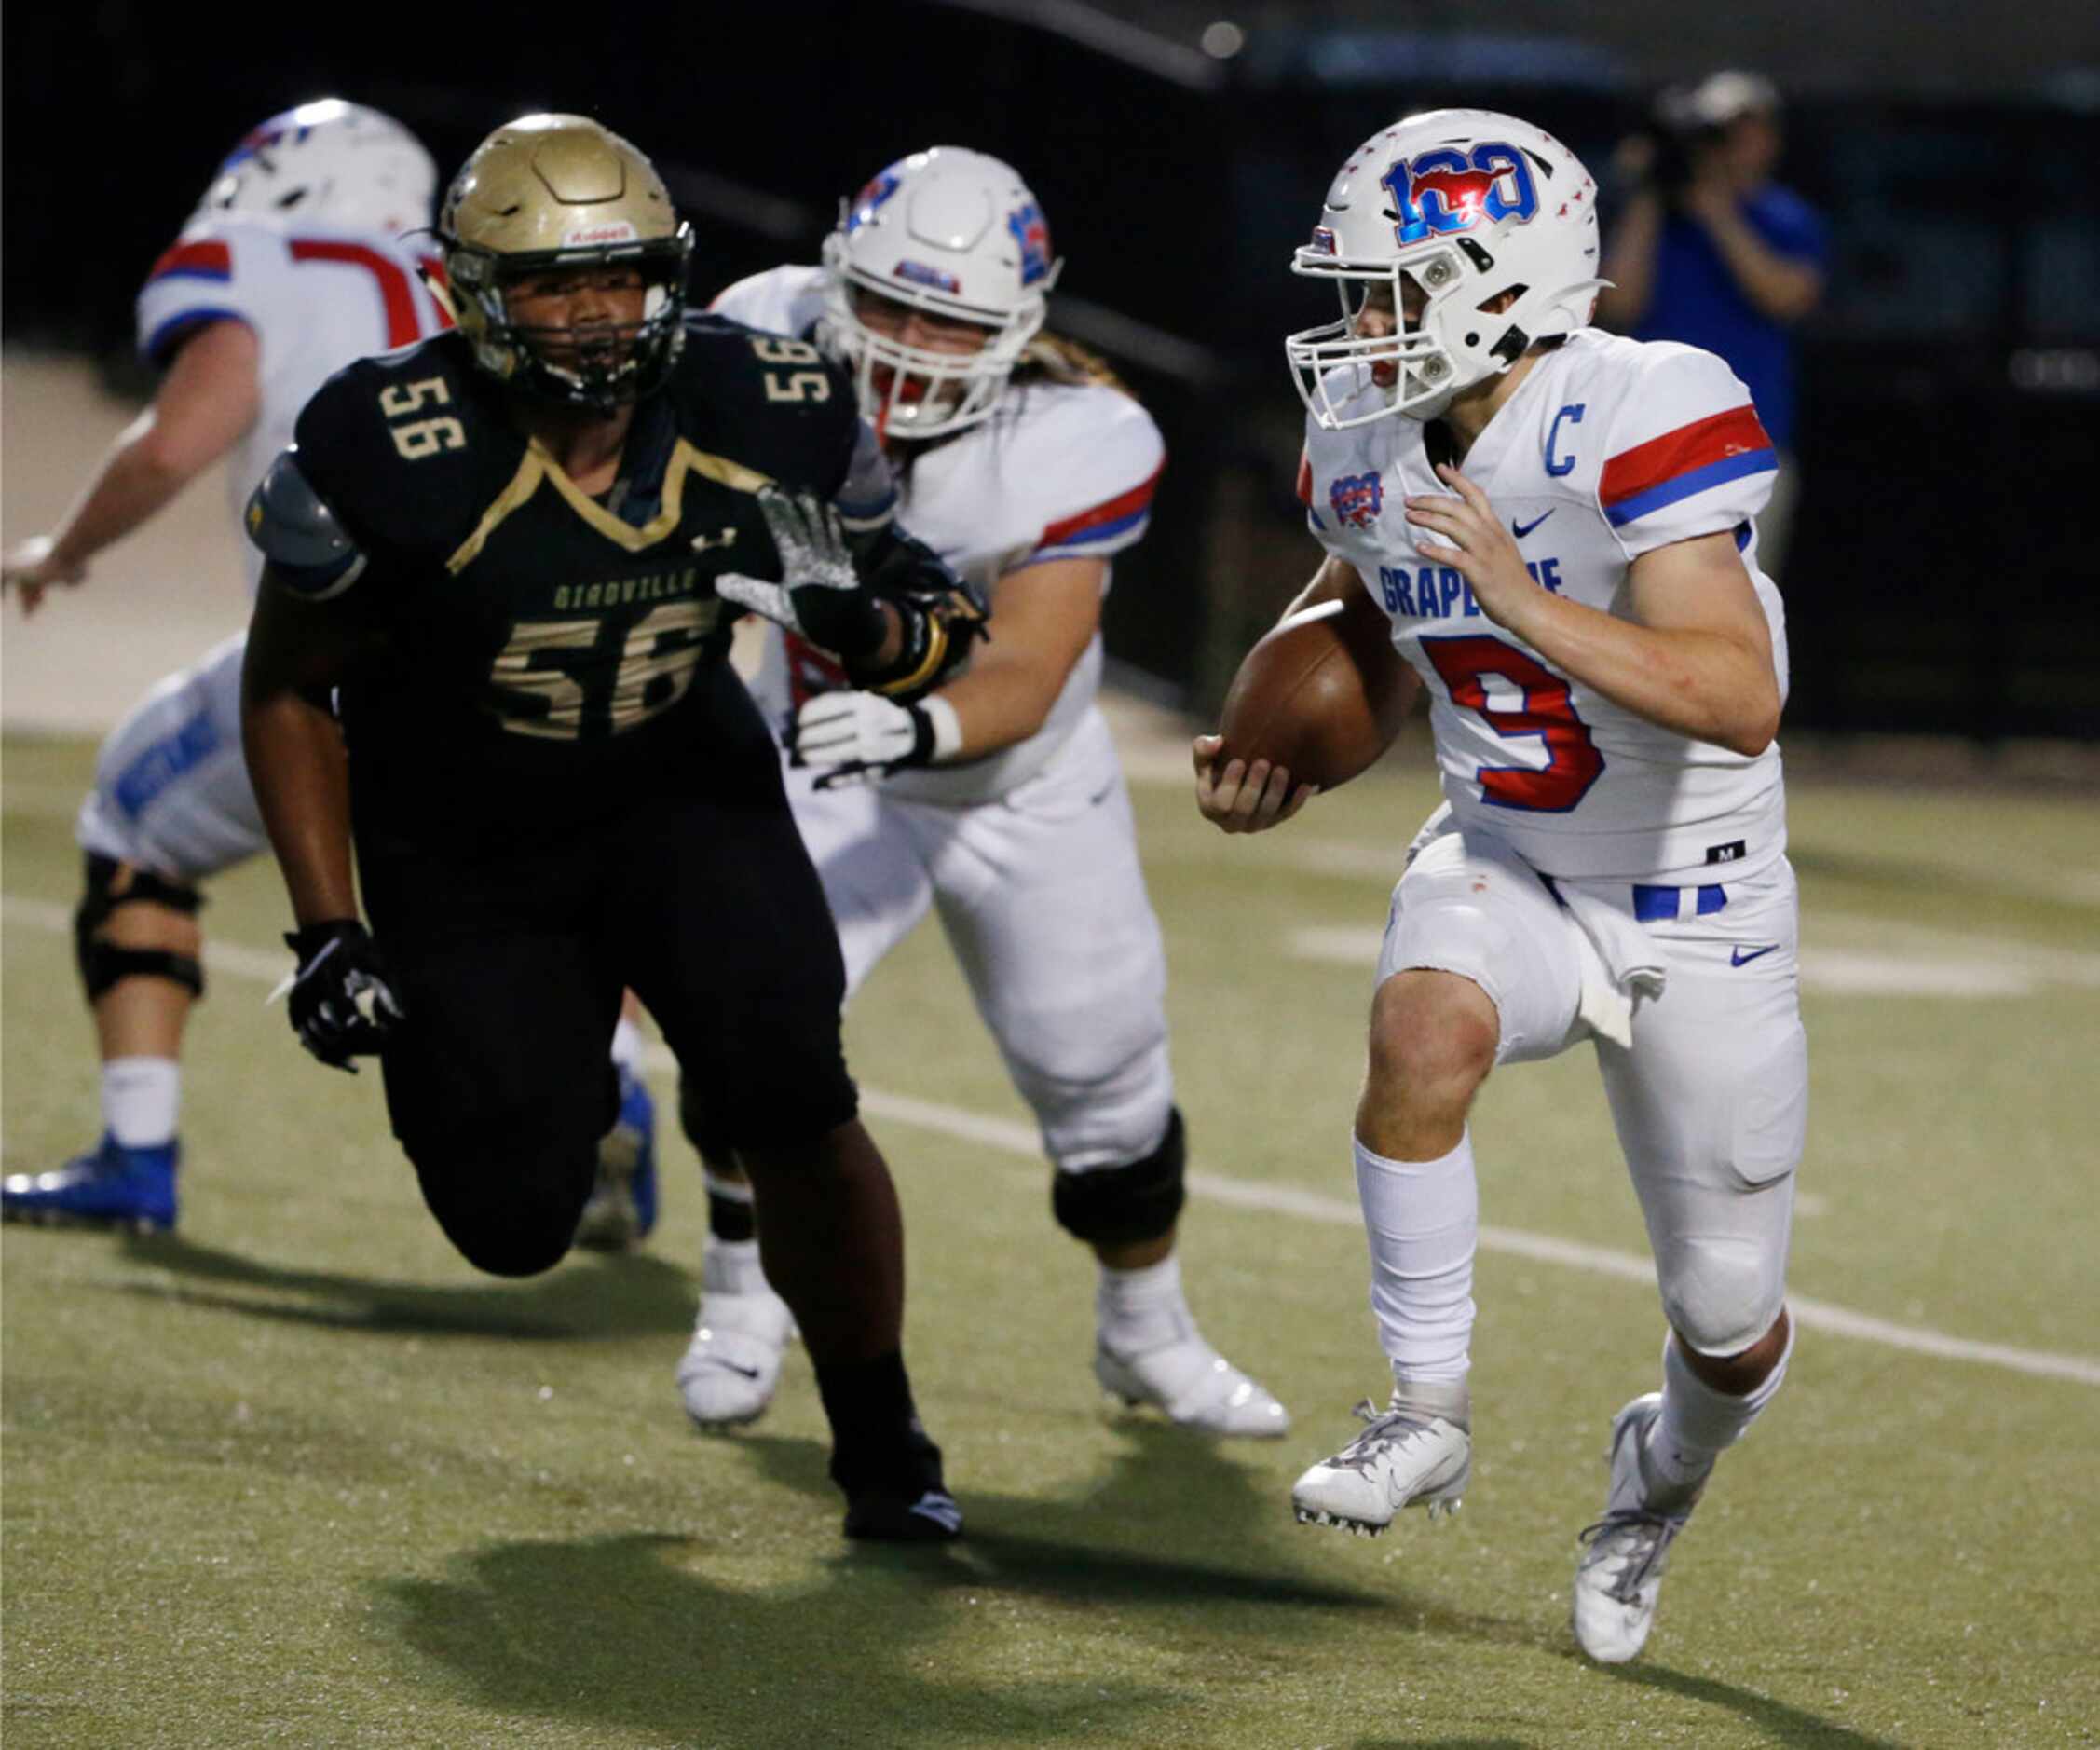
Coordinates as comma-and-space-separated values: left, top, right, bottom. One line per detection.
790, 554, 1101, 785
718, 487, 987, 698
3, 321, 260, 614
1406, 464, 1780, 756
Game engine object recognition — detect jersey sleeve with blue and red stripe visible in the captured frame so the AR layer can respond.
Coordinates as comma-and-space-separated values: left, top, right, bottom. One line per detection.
1595, 344, 1777, 560
134, 217, 280, 367
1014, 386, 1165, 569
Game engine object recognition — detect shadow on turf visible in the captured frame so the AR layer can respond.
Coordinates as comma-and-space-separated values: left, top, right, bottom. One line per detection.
385, 1528, 1179, 1743
109, 1230, 697, 1340
1347, 1665, 1908, 1750
379, 1425, 1549, 1743
1582, 1661, 1912, 1750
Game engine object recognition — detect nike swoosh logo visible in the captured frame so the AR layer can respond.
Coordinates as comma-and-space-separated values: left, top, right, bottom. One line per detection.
1511, 510, 1555, 539
1730, 944, 1780, 966
721, 1361, 763, 1379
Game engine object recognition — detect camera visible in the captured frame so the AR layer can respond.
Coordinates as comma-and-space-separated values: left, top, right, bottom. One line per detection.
1640, 71, 1780, 198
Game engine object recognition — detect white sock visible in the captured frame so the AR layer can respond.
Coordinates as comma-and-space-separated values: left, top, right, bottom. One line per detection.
1353, 1129, 1477, 1388
1097, 1252, 1190, 1355
609, 1016, 646, 1074
702, 1235, 770, 1297
102, 1057, 180, 1150
1650, 1319, 1794, 1486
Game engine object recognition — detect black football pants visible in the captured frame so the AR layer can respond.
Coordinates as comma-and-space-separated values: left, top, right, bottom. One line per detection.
356, 773, 856, 1277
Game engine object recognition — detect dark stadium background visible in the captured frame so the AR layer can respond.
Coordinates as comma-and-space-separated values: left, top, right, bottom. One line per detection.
7, 0, 2097, 743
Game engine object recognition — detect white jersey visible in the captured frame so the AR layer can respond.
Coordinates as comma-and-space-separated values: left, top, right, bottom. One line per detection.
1302, 330, 1789, 884
135, 212, 451, 591
711, 265, 1165, 806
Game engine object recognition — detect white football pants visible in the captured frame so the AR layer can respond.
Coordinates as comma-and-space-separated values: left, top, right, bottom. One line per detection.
76, 633, 268, 882
786, 705, 1175, 1173
1378, 813, 1807, 1357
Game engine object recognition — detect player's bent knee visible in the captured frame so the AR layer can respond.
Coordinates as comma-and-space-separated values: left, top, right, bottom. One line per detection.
75, 854, 207, 1002
405, 1130, 596, 1278
1366, 972, 1497, 1104
1657, 1235, 1787, 1358
422, 1192, 582, 1277
1052, 1108, 1186, 1246
687, 1046, 858, 1156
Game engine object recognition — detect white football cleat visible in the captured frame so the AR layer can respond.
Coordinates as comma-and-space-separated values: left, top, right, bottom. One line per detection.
1094, 1325, 1289, 1439
1572, 1392, 1707, 1664
1291, 1391, 1470, 1536
675, 1287, 795, 1429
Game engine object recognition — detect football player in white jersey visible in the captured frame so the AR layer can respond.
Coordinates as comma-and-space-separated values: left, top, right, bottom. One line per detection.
2, 103, 661, 1237
1195, 110, 1806, 1662
686, 146, 1288, 1440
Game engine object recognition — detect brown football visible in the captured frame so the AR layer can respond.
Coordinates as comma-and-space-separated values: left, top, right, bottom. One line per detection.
1216, 585, 1412, 792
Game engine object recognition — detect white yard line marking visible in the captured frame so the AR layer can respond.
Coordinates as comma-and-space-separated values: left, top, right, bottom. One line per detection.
7, 891, 2095, 1388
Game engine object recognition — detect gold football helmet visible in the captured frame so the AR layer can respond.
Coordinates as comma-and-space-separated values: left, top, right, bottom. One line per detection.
440, 114, 693, 410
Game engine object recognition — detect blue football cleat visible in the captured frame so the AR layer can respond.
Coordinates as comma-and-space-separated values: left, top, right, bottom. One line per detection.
2, 1134, 180, 1232
575, 1067, 658, 1251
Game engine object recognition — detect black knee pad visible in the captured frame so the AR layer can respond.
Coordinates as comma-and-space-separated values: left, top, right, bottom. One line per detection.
75, 853, 206, 1002
1051, 1108, 1187, 1247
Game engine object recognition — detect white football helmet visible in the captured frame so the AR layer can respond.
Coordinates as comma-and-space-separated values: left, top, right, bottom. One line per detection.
819, 145, 1062, 439
196, 99, 437, 239
1286, 109, 1606, 428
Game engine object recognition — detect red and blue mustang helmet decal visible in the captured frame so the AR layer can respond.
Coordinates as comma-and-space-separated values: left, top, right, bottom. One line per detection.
846, 167, 904, 234
1006, 201, 1053, 287
1380, 143, 1539, 247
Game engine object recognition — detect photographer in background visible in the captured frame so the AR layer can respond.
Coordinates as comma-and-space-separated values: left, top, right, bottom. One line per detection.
1597, 71, 1825, 579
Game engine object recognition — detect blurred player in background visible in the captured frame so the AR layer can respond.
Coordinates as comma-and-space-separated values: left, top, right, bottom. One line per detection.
688, 146, 1288, 1440
2, 99, 660, 1245
1198, 109, 1806, 1661
0, 101, 490, 1231
240, 113, 980, 1539
1596, 72, 1825, 578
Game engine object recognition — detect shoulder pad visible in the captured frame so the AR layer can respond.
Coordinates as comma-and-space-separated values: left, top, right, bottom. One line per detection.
246, 449, 366, 600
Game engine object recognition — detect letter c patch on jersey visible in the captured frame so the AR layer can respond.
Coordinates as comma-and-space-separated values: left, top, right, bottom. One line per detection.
1546, 403, 1585, 477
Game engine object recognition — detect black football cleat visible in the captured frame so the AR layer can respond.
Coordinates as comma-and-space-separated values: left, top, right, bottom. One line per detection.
844, 1483, 965, 1542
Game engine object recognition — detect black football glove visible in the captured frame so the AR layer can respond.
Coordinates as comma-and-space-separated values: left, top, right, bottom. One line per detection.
714, 489, 891, 665
852, 525, 989, 701
282, 921, 405, 1073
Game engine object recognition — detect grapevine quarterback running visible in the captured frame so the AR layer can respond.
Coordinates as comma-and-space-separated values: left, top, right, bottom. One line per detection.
239, 114, 983, 1539
1, 101, 458, 1233
685, 146, 1287, 1440
1196, 110, 1806, 1661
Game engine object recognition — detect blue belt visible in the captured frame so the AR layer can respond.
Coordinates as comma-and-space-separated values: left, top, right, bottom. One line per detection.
1631, 883, 1727, 922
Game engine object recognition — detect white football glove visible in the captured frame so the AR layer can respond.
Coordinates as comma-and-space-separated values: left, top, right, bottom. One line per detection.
716, 489, 886, 662
790, 690, 962, 788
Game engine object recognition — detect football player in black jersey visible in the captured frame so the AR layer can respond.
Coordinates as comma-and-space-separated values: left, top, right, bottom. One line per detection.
239, 114, 981, 1541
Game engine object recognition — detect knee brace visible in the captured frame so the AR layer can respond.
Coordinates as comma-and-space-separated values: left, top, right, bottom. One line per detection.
1051, 1107, 1186, 1247
1657, 1232, 1789, 1359
75, 854, 205, 1002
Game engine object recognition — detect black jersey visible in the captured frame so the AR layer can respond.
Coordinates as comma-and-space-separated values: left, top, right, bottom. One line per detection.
287, 318, 867, 842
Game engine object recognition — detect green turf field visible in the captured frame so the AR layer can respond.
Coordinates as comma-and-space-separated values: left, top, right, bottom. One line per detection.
6, 729, 2097, 1748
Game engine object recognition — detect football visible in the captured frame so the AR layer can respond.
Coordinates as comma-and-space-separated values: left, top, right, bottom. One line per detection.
1216, 586, 1412, 792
